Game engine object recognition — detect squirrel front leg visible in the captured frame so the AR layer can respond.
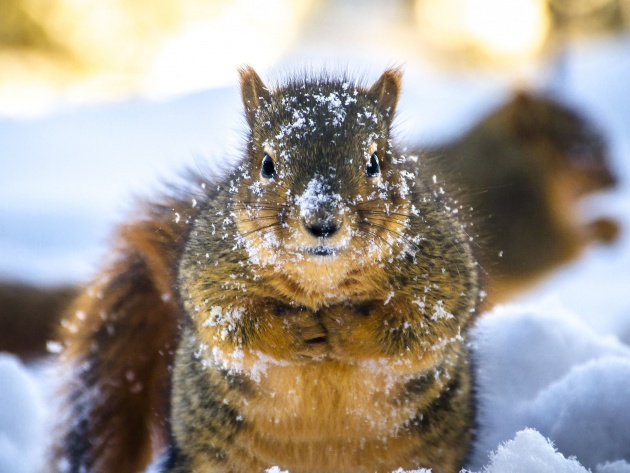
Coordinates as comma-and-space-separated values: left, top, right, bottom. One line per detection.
186, 296, 330, 363
322, 297, 464, 365
161, 300, 332, 473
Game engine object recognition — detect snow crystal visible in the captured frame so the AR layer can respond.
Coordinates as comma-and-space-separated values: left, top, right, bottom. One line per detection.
202, 305, 245, 341
46, 340, 63, 354
205, 345, 289, 384
391, 468, 431, 473
312, 91, 347, 127
430, 300, 453, 321
275, 108, 309, 141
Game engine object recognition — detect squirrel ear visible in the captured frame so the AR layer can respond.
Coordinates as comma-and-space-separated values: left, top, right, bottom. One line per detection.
239, 66, 271, 127
367, 68, 403, 119
508, 91, 540, 139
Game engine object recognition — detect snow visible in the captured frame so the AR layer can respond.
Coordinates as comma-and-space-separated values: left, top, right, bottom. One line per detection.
1, 30, 630, 473
0, 355, 46, 473
266, 467, 289, 473
469, 302, 630, 470
476, 429, 593, 473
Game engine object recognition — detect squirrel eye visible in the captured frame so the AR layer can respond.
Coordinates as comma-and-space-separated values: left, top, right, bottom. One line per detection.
366, 152, 380, 177
261, 153, 276, 179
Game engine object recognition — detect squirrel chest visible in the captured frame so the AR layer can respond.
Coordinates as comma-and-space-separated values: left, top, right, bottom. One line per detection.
51, 68, 479, 473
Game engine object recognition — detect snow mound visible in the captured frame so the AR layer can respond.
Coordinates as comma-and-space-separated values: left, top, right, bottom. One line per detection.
0, 354, 46, 473
476, 429, 590, 473
470, 299, 630, 470
400, 429, 630, 473
526, 357, 630, 468
475, 429, 630, 473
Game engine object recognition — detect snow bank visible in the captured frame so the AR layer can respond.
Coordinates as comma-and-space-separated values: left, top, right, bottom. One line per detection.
0, 355, 46, 473
266, 429, 630, 473
477, 429, 599, 473
3, 305, 630, 473
469, 301, 630, 470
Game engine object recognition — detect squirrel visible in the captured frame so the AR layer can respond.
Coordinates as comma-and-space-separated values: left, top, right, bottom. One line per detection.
421, 91, 619, 305
49, 67, 480, 473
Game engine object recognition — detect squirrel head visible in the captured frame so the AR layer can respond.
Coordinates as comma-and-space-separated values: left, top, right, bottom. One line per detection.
506, 91, 617, 194
231, 67, 415, 296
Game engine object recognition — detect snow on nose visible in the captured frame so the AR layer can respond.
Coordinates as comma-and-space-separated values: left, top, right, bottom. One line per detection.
297, 176, 343, 239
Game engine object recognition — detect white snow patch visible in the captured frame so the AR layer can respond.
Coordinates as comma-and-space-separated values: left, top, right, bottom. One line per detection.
469, 299, 630, 470
0, 355, 46, 473
596, 461, 630, 473
266, 467, 289, 473
474, 429, 590, 473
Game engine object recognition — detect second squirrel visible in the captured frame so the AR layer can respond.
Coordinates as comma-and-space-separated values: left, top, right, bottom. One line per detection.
425, 92, 619, 304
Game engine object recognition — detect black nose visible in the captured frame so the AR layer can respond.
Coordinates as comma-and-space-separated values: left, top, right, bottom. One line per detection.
303, 219, 341, 238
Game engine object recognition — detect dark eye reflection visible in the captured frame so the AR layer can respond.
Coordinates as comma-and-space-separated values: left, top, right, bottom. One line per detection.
366, 153, 380, 177
261, 153, 276, 178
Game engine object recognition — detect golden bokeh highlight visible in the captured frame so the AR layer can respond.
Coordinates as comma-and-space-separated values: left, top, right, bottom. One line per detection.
0, 0, 628, 116
414, 0, 551, 63
0, 0, 315, 116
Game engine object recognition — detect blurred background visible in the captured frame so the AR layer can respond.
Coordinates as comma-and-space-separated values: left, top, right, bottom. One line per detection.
1, 0, 630, 115
2, 3, 630, 471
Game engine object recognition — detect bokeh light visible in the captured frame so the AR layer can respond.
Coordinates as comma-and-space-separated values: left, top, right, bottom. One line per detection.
0, 0, 315, 116
1, 0, 629, 117
414, 0, 551, 63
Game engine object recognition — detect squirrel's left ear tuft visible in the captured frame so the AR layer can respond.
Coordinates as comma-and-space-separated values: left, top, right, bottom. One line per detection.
367, 68, 403, 120
239, 66, 271, 127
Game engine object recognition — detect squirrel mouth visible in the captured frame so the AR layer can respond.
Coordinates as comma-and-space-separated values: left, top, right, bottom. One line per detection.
306, 245, 337, 256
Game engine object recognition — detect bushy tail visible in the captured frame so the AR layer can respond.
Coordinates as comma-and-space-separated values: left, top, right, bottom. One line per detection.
50, 199, 192, 473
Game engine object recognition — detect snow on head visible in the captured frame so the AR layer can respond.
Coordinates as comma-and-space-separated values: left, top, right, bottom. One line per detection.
272, 82, 362, 146
312, 90, 348, 127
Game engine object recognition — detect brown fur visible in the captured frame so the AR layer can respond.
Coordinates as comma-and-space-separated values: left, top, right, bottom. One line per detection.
425, 91, 619, 305
50, 68, 480, 473
50, 199, 193, 472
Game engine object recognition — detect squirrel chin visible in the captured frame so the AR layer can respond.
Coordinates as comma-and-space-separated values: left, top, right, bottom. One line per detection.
305, 245, 339, 257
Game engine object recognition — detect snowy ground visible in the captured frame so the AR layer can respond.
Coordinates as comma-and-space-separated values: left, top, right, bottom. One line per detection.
1, 33, 630, 472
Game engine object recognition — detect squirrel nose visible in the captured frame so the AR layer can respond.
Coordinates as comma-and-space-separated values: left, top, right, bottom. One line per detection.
303, 217, 342, 238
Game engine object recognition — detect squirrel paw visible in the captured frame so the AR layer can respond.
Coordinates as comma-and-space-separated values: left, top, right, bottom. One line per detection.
589, 217, 621, 244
